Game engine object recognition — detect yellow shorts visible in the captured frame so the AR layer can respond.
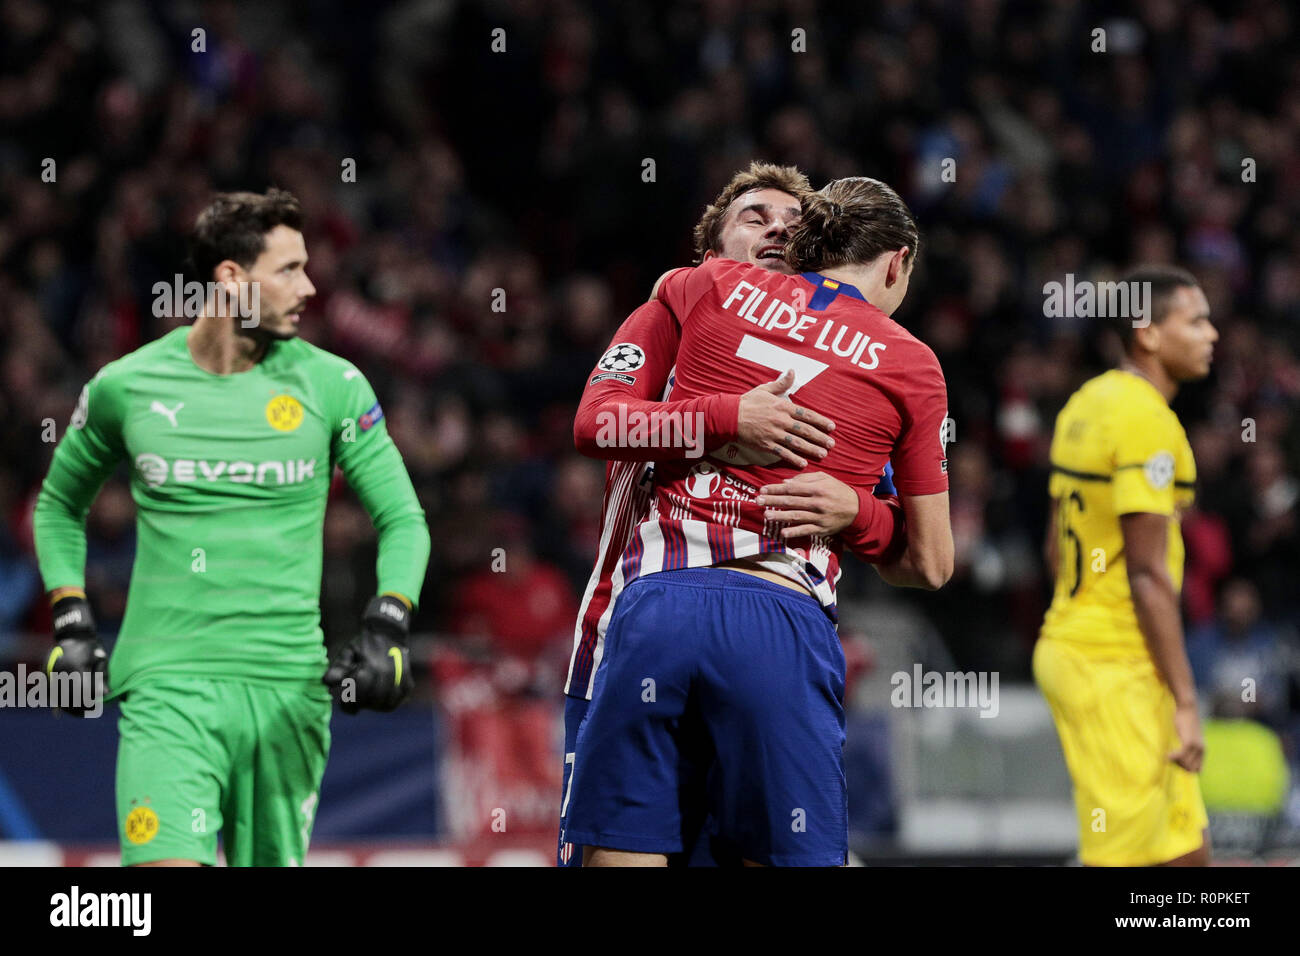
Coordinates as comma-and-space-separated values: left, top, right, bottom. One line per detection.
1033, 636, 1208, 866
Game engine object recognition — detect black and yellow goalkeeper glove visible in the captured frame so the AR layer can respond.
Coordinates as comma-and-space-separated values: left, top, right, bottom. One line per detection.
46, 593, 107, 718
322, 594, 414, 714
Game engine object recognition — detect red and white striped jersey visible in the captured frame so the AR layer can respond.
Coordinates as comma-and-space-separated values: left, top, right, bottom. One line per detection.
614, 258, 949, 620
564, 460, 655, 697
566, 297, 694, 699
564, 457, 654, 698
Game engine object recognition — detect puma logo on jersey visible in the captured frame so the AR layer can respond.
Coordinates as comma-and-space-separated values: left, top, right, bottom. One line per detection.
149, 401, 184, 427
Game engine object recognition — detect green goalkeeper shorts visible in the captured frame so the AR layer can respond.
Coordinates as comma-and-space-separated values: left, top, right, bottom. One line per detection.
115, 678, 332, 866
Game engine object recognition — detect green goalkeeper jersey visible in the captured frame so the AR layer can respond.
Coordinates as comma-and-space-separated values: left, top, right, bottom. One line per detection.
33, 326, 431, 699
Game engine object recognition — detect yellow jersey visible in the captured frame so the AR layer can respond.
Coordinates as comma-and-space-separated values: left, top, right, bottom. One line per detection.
1040, 369, 1195, 654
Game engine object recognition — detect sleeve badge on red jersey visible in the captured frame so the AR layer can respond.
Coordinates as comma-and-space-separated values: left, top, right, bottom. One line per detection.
598, 342, 645, 373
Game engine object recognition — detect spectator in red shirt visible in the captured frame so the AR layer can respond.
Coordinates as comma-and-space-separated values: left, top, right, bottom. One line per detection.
451, 511, 578, 688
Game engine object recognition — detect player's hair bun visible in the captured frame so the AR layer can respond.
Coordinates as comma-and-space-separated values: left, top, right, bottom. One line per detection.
783, 178, 919, 274
786, 192, 848, 269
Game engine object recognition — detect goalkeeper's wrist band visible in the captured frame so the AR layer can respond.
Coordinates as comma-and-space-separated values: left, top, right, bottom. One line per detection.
51, 595, 95, 638
365, 594, 411, 642
50, 587, 86, 605
380, 591, 413, 610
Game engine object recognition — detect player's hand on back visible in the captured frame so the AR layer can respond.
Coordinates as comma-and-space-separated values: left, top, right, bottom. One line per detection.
737, 370, 835, 469
323, 594, 414, 714
756, 472, 860, 538
46, 591, 107, 718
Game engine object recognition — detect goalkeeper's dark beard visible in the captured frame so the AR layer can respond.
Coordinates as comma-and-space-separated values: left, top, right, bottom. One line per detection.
237, 314, 298, 345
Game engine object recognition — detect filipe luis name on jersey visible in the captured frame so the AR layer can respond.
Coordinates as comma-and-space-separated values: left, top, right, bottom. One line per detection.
720, 279, 888, 371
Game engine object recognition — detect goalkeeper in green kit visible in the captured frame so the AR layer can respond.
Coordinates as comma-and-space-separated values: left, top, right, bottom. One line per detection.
32, 189, 431, 866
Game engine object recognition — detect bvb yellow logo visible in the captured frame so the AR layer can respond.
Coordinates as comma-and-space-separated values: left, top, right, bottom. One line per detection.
125, 806, 159, 845
266, 394, 304, 432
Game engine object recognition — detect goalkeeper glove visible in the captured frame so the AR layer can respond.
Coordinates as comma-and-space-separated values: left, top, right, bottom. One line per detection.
46, 593, 107, 718
323, 594, 414, 714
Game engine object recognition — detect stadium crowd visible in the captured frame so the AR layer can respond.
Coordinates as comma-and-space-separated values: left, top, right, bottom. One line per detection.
2, 0, 1298, 775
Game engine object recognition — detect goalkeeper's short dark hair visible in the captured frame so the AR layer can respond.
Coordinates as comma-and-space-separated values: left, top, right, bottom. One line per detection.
186, 188, 303, 283
1112, 265, 1200, 352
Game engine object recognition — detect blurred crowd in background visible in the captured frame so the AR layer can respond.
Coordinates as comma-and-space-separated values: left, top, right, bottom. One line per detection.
1, 0, 1299, 771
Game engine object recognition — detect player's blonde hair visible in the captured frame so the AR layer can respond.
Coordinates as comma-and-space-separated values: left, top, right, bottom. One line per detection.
692, 162, 812, 262
785, 177, 919, 273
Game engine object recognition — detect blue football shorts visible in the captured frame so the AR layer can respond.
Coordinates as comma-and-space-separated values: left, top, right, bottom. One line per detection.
564, 568, 847, 866
558, 693, 723, 867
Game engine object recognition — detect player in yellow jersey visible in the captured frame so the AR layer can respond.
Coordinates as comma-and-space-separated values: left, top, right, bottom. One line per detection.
1035, 265, 1218, 866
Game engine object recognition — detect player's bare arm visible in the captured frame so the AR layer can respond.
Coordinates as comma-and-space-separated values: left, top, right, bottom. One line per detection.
1043, 498, 1060, 582
1121, 511, 1204, 773
874, 491, 953, 590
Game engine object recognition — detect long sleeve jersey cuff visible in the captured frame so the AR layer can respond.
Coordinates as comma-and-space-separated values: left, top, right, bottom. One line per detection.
840, 488, 907, 563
